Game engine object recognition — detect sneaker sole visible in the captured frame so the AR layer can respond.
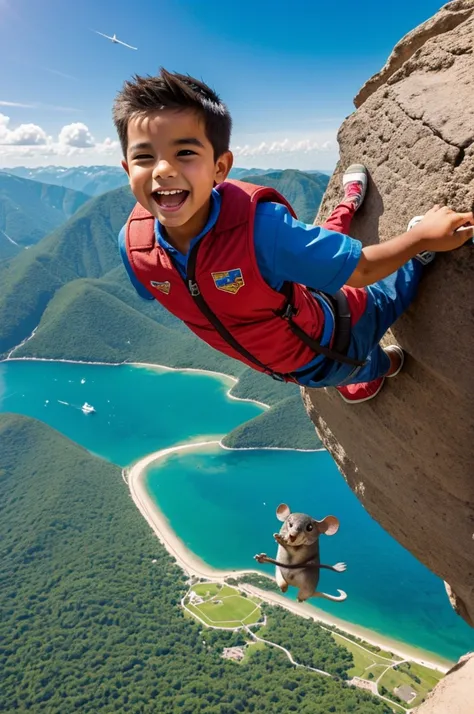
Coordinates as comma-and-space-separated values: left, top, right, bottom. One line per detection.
385, 344, 405, 378
342, 164, 368, 187
337, 377, 385, 404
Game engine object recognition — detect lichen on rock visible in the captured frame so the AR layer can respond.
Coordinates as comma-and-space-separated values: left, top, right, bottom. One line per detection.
303, 0, 474, 627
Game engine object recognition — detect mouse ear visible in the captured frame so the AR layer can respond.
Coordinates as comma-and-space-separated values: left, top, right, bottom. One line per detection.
316, 515, 339, 536
276, 503, 291, 521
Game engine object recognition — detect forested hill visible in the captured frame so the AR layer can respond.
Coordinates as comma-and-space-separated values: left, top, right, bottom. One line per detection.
0, 412, 390, 714
241, 169, 329, 223
0, 184, 135, 356
0, 172, 90, 260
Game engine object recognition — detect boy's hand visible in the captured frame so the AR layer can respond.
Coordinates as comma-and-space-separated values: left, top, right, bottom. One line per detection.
412, 204, 474, 252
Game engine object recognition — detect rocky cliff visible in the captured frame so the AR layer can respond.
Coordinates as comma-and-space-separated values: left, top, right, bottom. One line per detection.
303, 0, 474, 627
414, 653, 474, 713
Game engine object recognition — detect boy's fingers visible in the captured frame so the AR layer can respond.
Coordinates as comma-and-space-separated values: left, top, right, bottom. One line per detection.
453, 212, 474, 228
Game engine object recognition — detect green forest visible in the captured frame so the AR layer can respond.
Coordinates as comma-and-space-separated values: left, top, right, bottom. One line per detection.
0, 172, 90, 260
1, 412, 392, 713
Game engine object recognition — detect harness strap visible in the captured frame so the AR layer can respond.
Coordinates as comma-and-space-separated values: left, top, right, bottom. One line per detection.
279, 283, 364, 368
186, 242, 288, 381
186, 241, 364, 380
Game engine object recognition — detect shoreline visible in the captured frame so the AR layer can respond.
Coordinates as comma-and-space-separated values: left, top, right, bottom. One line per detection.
133, 361, 271, 410
127, 439, 452, 673
1, 356, 454, 669
3, 356, 324, 453
3, 356, 270, 410
136, 363, 325, 452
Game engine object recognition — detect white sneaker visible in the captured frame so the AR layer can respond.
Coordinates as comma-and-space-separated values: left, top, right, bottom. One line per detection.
342, 164, 368, 211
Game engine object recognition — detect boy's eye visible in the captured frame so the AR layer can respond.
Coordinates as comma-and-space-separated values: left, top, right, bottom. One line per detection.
133, 154, 153, 160
177, 149, 196, 157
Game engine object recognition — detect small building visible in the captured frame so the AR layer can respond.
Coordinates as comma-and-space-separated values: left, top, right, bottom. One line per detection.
188, 591, 204, 605
222, 647, 245, 662
394, 684, 417, 703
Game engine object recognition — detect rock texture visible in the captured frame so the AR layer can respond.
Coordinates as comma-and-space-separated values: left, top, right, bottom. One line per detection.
304, 0, 474, 626
414, 653, 474, 713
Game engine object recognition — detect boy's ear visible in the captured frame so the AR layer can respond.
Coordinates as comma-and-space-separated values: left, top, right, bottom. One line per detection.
121, 159, 130, 176
214, 150, 233, 184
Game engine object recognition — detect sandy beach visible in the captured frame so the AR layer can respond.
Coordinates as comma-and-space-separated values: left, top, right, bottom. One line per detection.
126, 440, 452, 673
133, 361, 271, 410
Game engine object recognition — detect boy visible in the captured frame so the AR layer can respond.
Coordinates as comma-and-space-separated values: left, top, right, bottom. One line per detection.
114, 69, 473, 404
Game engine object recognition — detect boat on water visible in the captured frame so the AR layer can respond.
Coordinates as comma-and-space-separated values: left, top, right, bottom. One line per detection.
81, 402, 96, 414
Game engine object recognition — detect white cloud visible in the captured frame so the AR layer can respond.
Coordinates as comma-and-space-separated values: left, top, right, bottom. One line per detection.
232, 137, 333, 157
95, 137, 120, 154
0, 114, 49, 145
0, 114, 120, 164
0, 99, 81, 112
0, 100, 35, 108
58, 122, 94, 148
41, 67, 78, 82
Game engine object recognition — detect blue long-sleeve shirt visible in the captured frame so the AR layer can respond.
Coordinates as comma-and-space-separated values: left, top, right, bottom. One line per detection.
118, 188, 362, 384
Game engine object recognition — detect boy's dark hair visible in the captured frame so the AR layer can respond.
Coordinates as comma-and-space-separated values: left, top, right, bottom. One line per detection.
113, 67, 232, 161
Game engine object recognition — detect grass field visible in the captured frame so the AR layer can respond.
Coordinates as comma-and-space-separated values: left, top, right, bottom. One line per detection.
331, 633, 394, 678
379, 662, 443, 709
192, 583, 221, 598
330, 632, 444, 709
185, 582, 262, 629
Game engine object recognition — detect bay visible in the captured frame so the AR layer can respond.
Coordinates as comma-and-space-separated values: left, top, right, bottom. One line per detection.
1, 359, 472, 663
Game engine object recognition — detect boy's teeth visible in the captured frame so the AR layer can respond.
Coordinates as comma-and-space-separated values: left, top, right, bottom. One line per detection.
153, 189, 188, 208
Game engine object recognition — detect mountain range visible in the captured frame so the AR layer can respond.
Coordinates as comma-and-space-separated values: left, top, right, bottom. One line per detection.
0, 173, 90, 261
1, 165, 129, 197
1, 164, 330, 199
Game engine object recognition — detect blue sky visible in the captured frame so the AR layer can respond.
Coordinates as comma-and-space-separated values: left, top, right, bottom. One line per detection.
0, 0, 445, 169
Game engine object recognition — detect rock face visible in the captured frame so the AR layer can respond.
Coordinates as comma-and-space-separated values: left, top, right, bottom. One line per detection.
303, 0, 474, 626
414, 653, 474, 713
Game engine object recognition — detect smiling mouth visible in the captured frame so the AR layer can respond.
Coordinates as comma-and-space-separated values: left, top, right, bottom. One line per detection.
152, 189, 189, 212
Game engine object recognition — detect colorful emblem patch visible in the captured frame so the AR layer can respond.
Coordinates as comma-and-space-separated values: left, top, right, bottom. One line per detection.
150, 280, 171, 295
211, 268, 245, 295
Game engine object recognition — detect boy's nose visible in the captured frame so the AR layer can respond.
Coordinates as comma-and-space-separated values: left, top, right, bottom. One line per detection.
153, 159, 178, 179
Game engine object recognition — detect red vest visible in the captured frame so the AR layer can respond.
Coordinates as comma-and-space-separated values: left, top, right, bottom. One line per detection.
125, 180, 360, 378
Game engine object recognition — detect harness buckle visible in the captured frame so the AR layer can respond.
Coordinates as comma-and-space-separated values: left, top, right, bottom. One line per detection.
281, 302, 297, 320
188, 280, 200, 297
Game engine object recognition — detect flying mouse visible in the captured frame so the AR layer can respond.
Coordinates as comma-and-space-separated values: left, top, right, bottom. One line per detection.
254, 503, 347, 602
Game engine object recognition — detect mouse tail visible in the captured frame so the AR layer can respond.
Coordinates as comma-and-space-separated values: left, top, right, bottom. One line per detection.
314, 589, 347, 602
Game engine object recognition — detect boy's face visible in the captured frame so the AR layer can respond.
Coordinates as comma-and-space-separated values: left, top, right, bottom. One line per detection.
122, 109, 232, 243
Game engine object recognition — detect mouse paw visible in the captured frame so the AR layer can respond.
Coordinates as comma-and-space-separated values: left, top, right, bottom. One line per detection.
333, 562, 347, 572
254, 553, 268, 563
273, 533, 285, 545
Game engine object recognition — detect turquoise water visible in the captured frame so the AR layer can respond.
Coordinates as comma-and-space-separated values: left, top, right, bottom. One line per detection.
1, 359, 473, 663
0, 361, 261, 466
149, 445, 474, 663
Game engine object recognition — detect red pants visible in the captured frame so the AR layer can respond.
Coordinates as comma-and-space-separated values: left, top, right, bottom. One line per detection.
322, 199, 355, 234
321, 200, 367, 325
